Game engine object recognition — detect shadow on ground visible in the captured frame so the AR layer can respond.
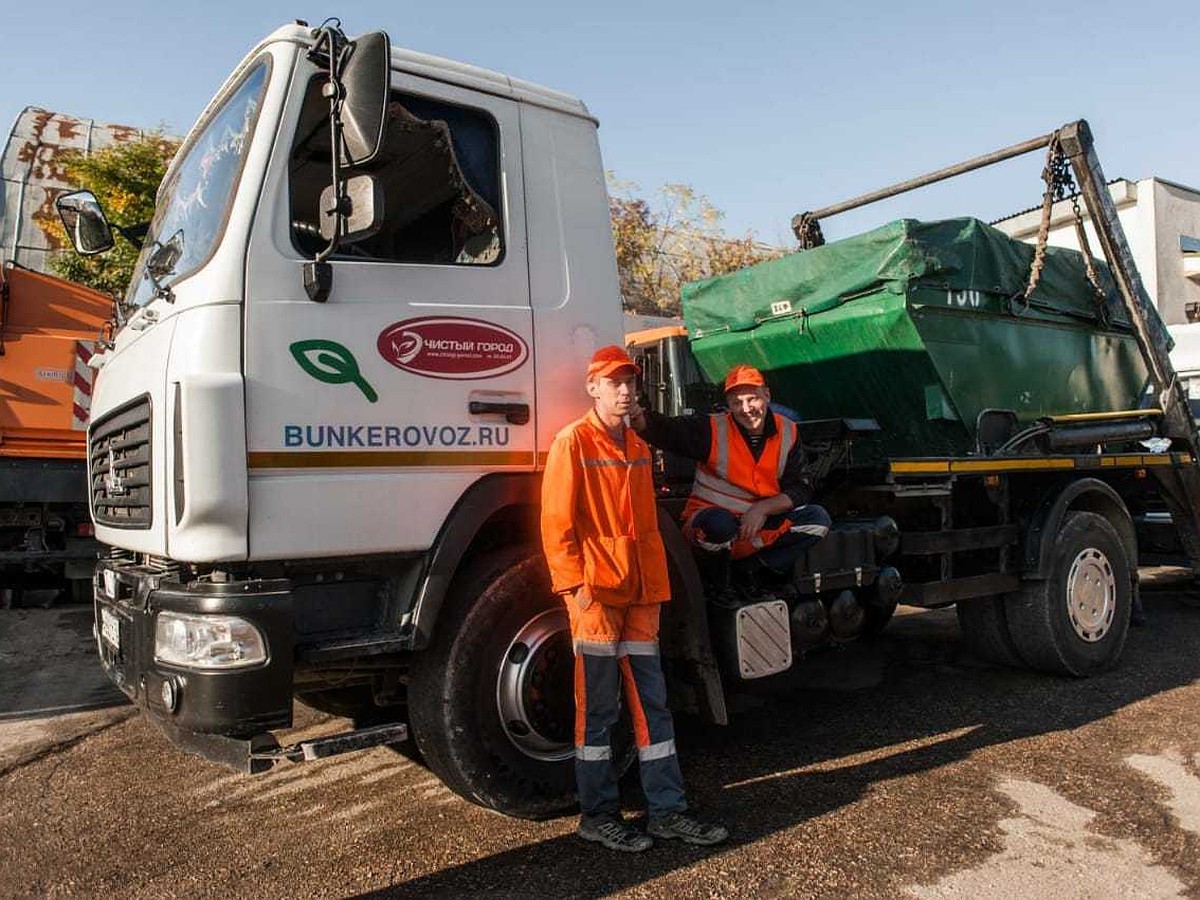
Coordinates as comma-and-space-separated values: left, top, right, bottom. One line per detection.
0, 604, 127, 721
356, 572, 1200, 897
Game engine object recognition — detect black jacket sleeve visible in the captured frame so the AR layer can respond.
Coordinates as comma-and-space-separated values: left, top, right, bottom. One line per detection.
635, 410, 711, 462
780, 440, 815, 507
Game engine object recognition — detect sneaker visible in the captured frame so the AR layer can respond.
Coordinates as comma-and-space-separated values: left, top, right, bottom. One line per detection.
647, 811, 729, 846
577, 814, 654, 852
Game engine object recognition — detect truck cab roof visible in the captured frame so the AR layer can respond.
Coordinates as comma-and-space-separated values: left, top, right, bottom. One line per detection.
258, 23, 595, 123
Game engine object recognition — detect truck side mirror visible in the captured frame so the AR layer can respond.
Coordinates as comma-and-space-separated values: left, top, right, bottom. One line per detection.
55, 190, 115, 256
340, 31, 391, 166
318, 174, 384, 244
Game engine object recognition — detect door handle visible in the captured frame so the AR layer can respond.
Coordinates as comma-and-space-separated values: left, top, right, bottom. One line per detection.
468, 401, 530, 425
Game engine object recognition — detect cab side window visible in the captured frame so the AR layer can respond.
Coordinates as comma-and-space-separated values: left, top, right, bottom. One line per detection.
289, 81, 503, 266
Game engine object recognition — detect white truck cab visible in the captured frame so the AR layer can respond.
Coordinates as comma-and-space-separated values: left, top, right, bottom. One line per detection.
85, 23, 624, 561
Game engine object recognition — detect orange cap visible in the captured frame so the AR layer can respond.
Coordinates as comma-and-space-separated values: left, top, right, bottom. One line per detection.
724, 364, 766, 393
587, 345, 641, 380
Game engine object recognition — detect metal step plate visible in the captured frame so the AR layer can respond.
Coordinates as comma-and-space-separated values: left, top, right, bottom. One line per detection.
735, 599, 792, 679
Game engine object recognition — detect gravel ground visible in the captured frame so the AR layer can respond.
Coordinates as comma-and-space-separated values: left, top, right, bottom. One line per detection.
3, 571, 1200, 898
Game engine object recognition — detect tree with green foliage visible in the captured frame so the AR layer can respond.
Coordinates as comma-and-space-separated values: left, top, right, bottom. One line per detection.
41, 135, 178, 297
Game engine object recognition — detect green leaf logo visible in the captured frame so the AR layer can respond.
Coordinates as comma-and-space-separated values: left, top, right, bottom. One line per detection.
289, 339, 378, 403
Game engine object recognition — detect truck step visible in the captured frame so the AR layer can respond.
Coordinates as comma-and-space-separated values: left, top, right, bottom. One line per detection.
252, 722, 409, 764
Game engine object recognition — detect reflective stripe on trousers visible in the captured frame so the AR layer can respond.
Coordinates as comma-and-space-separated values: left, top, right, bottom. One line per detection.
689, 504, 832, 567
570, 603, 687, 818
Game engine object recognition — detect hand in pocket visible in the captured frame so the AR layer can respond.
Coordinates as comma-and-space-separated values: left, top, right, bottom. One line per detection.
574, 585, 593, 610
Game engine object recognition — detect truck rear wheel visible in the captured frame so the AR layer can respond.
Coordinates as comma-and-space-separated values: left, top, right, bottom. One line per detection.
408, 548, 580, 819
956, 595, 1024, 667
1005, 511, 1131, 676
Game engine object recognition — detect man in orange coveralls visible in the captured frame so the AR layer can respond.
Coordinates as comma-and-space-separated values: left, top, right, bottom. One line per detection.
541, 345, 729, 853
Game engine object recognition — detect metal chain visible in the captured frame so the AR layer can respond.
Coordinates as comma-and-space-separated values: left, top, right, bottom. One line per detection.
1022, 132, 1108, 321
1023, 134, 1069, 306
793, 213, 825, 250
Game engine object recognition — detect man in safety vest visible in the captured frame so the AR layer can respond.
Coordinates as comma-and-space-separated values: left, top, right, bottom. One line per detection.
541, 345, 729, 852
630, 363, 831, 597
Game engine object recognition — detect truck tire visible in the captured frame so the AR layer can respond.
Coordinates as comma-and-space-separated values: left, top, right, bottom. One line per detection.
956, 595, 1024, 667
407, 547, 582, 819
1005, 511, 1131, 676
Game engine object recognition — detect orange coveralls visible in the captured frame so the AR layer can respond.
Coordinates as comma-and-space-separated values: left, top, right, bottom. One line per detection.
541, 409, 687, 818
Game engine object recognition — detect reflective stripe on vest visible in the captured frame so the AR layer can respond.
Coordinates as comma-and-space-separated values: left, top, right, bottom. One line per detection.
776, 418, 796, 479
690, 413, 796, 515
692, 467, 757, 512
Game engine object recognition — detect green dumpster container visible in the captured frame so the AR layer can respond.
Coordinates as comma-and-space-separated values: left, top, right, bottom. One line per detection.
682, 218, 1156, 463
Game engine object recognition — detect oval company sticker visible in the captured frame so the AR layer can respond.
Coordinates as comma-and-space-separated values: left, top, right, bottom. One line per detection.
377, 317, 529, 380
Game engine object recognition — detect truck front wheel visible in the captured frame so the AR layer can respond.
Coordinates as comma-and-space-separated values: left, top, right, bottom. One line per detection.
408, 548, 579, 819
1005, 511, 1132, 676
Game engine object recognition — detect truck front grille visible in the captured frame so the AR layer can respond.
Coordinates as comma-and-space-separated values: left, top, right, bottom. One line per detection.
89, 395, 153, 529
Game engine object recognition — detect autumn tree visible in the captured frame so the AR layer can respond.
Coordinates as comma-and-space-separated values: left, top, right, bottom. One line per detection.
41, 134, 178, 297
608, 175, 782, 316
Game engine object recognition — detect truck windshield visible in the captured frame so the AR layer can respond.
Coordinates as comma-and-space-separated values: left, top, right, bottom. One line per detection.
124, 59, 270, 310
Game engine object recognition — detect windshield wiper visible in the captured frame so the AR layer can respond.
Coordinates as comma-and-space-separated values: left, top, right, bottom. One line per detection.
141, 229, 185, 305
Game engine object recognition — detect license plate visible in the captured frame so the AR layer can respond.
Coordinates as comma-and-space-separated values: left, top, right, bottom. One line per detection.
100, 607, 120, 650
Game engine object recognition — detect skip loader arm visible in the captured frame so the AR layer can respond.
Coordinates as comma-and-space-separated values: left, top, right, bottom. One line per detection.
791, 119, 1200, 572
1058, 122, 1200, 572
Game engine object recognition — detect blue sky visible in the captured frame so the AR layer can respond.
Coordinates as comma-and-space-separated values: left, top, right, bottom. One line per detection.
6, 0, 1196, 245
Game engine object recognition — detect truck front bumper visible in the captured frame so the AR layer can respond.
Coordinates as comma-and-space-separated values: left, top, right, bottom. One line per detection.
94, 558, 294, 772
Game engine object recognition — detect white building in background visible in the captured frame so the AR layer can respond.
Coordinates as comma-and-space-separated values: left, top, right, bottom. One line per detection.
993, 177, 1200, 326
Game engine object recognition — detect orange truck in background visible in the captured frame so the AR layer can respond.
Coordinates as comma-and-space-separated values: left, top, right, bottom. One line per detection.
0, 264, 108, 603
0, 108, 144, 604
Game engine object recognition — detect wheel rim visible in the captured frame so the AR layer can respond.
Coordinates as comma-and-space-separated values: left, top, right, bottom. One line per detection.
1066, 547, 1116, 642
495, 606, 574, 762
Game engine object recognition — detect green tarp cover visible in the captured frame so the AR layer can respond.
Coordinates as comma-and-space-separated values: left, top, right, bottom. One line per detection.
682, 217, 1128, 336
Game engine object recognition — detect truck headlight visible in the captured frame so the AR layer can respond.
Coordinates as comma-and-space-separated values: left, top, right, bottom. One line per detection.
154, 612, 267, 669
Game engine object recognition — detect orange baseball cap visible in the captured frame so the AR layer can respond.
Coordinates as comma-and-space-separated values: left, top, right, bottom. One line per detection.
587, 345, 641, 380
724, 364, 766, 393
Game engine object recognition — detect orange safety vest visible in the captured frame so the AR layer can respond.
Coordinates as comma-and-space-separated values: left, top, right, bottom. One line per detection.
682, 411, 798, 559
541, 409, 671, 607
